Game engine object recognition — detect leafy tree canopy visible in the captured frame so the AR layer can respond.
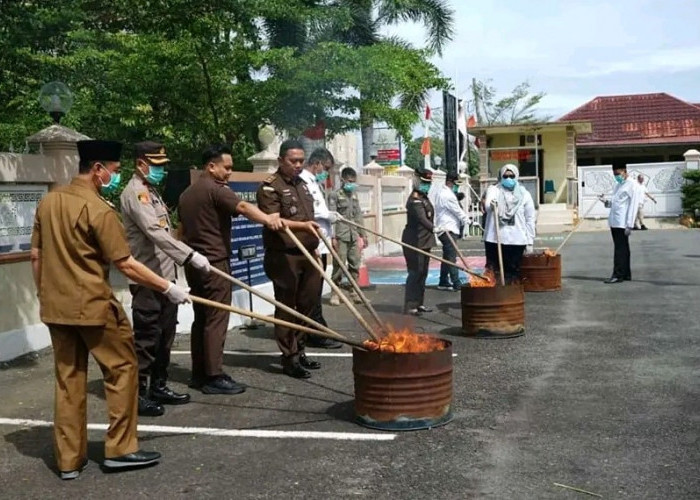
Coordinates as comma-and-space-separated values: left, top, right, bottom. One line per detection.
470, 78, 550, 126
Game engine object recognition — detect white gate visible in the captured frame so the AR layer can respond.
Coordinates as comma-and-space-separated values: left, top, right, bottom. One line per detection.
578, 161, 685, 219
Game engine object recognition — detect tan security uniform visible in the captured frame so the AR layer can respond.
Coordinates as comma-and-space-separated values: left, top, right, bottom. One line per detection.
256, 171, 320, 362
31, 178, 139, 472
329, 188, 366, 284
121, 174, 192, 386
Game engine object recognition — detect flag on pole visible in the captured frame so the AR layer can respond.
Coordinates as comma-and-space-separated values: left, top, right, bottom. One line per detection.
420, 137, 431, 156
467, 115, 477, 128
425, 105, 431, 121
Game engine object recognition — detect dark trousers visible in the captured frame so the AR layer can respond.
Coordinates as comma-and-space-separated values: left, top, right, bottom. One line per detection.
484, 241, 526, 284
185, 260, 232, 380
403, 247, 431, 311
610, 227, 631, 279
309, 254, 328, 327
264, 251, 323, 360
130, 284, 178, 386
438, 232, 461, 287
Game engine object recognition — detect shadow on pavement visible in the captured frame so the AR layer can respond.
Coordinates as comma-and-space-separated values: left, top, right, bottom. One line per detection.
326, 400, 355, 424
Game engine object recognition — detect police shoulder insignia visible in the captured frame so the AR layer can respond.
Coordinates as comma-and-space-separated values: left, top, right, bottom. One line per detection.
263, 175, 276, 184
137, 191, 151, 204
262, 186, 276, 192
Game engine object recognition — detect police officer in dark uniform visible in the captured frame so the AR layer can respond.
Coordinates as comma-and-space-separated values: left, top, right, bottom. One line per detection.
402, 169, 435, 316
256, 139, 323, 379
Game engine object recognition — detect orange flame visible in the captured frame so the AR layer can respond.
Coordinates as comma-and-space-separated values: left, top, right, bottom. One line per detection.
363, 328, 446, 353
469, 268, 496, 288
543, 248, 557, 257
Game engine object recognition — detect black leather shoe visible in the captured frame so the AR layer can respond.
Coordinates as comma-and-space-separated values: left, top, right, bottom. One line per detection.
201, 375, 246, 395
417, 305, 433, 313
299, 353, 321, 370
103, 450, 161, 469
283, 362, 311, 379
306, 336, 343, 349
604, 277, 624, 284
623, 275, 632, 281
138, 396, 164, 417
150, 383, 191, 405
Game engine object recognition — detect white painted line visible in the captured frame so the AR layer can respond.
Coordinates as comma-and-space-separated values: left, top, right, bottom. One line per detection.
171, 350, 458, 358
0, 418, 396, 441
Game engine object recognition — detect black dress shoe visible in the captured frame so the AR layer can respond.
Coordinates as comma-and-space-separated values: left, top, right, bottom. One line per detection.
306, 336, 343, 349
417, 305, 433, 313
604, 277, 624, 284
138, 396, 164, 417
623, 275, 632, 281
299, 353, 321, 370
150, 383, 191, 405
201, 375, 246, 395
283, 362, 311, 379
103, 450, 161, 469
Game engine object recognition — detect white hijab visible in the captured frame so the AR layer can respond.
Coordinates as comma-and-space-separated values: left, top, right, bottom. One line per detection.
496, 164, 526, 224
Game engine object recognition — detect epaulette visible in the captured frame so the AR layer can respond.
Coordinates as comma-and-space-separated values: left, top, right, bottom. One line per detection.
98, 195, 116, 210
263, 174, 277, 185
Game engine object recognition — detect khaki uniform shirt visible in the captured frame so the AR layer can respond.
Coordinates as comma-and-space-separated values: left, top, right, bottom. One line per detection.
121, 174, 192, 282
178, 174, 242, 262
30, 178, 132, 326
329, 188, 366, 242
256, 171, 318, 252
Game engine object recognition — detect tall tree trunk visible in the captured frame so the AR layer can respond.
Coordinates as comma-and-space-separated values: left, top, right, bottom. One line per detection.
360, 107, 374, 166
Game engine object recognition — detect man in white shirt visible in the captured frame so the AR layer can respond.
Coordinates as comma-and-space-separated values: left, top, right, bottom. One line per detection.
432, 172, 471, 290
600, 165, 642, 284
634, 174, 657, 230
299, 148, 342, 348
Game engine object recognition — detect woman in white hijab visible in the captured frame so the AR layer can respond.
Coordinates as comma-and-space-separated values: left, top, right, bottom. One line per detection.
483, 164, 536, 283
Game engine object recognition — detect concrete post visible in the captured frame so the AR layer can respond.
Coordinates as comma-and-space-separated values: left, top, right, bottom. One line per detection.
683, 149, 700, 170
364, 160, 384, 254
248, 125, 281, 174
26, 124, 89, 186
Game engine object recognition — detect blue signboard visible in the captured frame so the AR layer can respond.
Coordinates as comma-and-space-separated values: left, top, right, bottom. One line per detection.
228, 181, 269, 288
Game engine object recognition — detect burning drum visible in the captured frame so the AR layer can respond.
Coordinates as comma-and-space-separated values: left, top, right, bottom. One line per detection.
353, 333, 453, 431
521, 252, 561, 292
461, 283, 525, 337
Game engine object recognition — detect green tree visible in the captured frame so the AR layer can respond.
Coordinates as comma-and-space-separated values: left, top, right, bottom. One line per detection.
470, 79, 550, 126
681, 170, 700, 220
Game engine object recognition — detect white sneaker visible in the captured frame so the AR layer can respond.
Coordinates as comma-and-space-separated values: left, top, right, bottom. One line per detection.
329, 294, 340, 306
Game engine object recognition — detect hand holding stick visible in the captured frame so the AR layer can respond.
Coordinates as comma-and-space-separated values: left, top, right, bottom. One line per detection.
188, 295, 366, 350
283, 227, 380, 342
440, 230, 490, 284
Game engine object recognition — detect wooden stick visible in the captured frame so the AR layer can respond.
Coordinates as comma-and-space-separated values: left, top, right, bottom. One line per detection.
209, 266, 347, 341
188, 295, 367, 350
491, 202, 506, 286
554, 196, 603, 254
552, 483, 602, 498
336, 216, 487, 280
283, 227, 380, 342
313, 228, 388, 334
441, 230, 489, 283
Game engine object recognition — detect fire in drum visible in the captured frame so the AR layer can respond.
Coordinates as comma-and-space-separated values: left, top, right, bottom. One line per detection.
460, 270, 525, 338
521, 249, 561, 292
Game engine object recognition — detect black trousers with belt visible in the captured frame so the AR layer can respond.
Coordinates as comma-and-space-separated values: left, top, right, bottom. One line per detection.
610, 227, 631, 279
130, 284, 178, 386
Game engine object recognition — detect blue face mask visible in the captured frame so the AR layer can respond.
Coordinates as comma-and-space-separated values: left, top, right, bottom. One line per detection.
343, 182, 357, 192
418, 183, 431, 194
99, 168, 121, 195
316, 171, 329, 183
614, 174, 625, 184
146, 165, 166, 185
501, 178, 517, 190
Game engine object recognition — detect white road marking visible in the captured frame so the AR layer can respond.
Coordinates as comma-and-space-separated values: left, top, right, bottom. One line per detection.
0, 418, 396, 441
170, 350, 457, 358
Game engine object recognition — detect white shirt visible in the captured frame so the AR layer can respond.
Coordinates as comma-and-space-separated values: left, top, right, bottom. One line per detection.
432, 184, 470, 236
637, 183, 648, 206
483, 184, 536, 245
300, 169, 333, 254
607, 178, 641, 229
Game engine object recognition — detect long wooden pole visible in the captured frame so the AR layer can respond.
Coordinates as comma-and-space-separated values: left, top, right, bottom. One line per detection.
209, 266, 347, 341
554, 197, 602, 254
441, 230, 489, 283
188, 295, 367, 350
491, 201, 506, 286
283, 227, 380, 342
313, 228, 387, 334
336, 216, 487, 280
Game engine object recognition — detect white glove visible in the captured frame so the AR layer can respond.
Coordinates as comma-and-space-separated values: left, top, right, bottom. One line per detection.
433, 226, 445, 234
189, 251, 211, 272
624, 227, 632, 236
164, 283, 191, 304
327, 211, 339, 223
525, 245, 534, 254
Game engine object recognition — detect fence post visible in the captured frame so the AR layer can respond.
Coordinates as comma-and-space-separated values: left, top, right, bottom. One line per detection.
364, 161, 384, 255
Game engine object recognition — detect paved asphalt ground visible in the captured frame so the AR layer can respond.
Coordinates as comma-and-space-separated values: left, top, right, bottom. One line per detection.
1, 229, 699, 499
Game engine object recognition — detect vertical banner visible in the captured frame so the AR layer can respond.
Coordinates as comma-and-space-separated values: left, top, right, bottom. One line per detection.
442, 91, 458, 175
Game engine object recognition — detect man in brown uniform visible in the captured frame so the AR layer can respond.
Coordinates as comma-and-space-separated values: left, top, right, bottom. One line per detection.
256, 139, 324, 379
121, 142, 210, 416
30, 140, 191, 479
179, 144, 285, 395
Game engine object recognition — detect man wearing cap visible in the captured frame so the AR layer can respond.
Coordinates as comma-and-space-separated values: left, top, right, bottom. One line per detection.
121, 142, 209, 417
432, 172, 471, 291
30, 140, 191, 479
179, 144, 286, 394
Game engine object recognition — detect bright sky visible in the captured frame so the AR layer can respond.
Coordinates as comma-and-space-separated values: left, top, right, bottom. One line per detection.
387, 0, 700, 122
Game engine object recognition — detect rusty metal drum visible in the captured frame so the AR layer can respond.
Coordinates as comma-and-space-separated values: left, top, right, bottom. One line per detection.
352, 340, 453, 431
461, 284, 525, 337
521, 253, 562, 292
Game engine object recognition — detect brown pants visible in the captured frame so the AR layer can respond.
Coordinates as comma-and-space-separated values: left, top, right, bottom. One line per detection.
264, 250, 323, 359
48, 302, 139, 472
185, 260, 231, 380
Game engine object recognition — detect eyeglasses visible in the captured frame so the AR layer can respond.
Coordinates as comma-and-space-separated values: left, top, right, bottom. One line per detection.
502, 174, 515, 179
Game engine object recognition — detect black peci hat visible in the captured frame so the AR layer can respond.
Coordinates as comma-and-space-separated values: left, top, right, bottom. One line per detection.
446, 171, 463, 185
77, 140, 122, 163
417, 169, 433, 182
